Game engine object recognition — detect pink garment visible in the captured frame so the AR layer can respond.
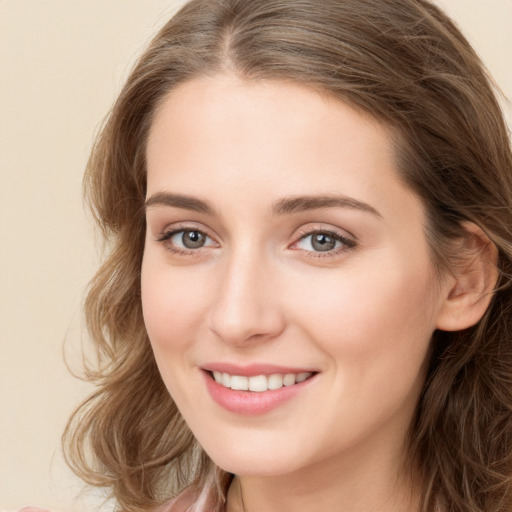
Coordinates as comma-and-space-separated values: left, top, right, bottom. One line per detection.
155, 484, 214, 512
7, 508, 51, 512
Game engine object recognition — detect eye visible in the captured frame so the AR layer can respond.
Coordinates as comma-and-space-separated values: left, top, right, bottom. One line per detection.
158, 228, 216, 251
173, 230, 208, 249
293, 230, 355, 254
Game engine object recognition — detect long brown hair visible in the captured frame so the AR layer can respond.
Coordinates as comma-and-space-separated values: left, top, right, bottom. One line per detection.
63, 1, 512, 511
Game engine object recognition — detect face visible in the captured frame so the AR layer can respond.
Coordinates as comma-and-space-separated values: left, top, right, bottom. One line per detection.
142, 75, 449, 478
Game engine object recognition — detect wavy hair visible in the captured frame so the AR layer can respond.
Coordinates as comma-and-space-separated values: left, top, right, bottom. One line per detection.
63, 1, 512, 511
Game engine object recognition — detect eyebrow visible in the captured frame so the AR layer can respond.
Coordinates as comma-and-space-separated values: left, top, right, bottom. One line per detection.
144, 192, 215, 214
144, 192, 381, 218
272, 195, 382, 217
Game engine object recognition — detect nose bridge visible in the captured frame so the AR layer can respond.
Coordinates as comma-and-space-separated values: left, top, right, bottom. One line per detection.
208, 241, 285, 346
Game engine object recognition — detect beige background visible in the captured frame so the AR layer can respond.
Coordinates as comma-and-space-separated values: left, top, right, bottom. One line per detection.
0, 1, 511, 510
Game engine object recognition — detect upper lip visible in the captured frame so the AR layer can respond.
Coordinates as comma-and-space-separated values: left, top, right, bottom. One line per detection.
201, 362, 318, 376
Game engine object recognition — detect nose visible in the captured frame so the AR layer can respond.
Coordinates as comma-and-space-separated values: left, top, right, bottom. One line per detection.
208, 248, 286, 347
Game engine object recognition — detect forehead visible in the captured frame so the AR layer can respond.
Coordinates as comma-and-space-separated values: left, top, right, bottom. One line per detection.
147, 75, 396, 190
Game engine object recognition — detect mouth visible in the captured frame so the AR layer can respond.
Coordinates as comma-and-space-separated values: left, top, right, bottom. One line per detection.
209, 370, 315, 392
201, 366, 319, 415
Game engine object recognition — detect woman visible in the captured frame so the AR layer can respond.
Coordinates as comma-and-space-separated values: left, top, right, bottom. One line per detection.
63, 0, 512, 511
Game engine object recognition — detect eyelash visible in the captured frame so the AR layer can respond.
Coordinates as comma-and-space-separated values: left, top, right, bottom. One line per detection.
291, 228, 356, 258
156, 226, 216, 256
156, 226, 356, 258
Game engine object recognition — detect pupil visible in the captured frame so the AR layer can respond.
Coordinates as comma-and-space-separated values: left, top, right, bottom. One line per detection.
183, 230, 205, 248
312, 233, 335, 252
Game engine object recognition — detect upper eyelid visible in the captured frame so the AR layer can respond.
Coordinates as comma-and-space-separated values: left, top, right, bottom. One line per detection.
292, 231, 355, 248
156, 222, 217, 239
158, 228, 216, 246
293, 224, 357, 243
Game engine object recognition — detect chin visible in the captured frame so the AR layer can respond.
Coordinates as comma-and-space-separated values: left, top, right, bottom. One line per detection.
211, 452, 302, 477
196, 430, 310, 477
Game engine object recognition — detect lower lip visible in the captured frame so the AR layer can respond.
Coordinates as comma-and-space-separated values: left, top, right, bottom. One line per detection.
203, 371, 317, 415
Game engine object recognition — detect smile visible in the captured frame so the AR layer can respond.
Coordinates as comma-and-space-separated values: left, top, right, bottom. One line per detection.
203, 367, 318, 415
212, 371, 314, 392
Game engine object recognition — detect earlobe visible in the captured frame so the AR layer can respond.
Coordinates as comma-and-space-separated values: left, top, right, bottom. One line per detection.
436, 223, 499, 332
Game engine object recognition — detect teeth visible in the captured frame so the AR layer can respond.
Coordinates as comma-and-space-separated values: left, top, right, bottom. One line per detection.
268, 374, 284, 390
212, 371, 313, 392
248, 375, 267, 392
230, 375, 249, 390
283, 373, 296, 386
296, 372, 310, 383
222, 372, 231, 387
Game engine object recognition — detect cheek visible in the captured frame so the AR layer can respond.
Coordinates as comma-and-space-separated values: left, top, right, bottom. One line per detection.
287, 256, 438, 365
140, 256, 217, 410
140, 256, 210, 355
286, 259, 438, 445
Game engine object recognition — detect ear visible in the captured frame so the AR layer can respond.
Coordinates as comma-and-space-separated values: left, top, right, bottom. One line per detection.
436, 222, 499, 332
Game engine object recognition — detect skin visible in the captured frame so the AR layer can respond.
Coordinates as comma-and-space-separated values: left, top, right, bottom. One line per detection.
141, 75, 458, 512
